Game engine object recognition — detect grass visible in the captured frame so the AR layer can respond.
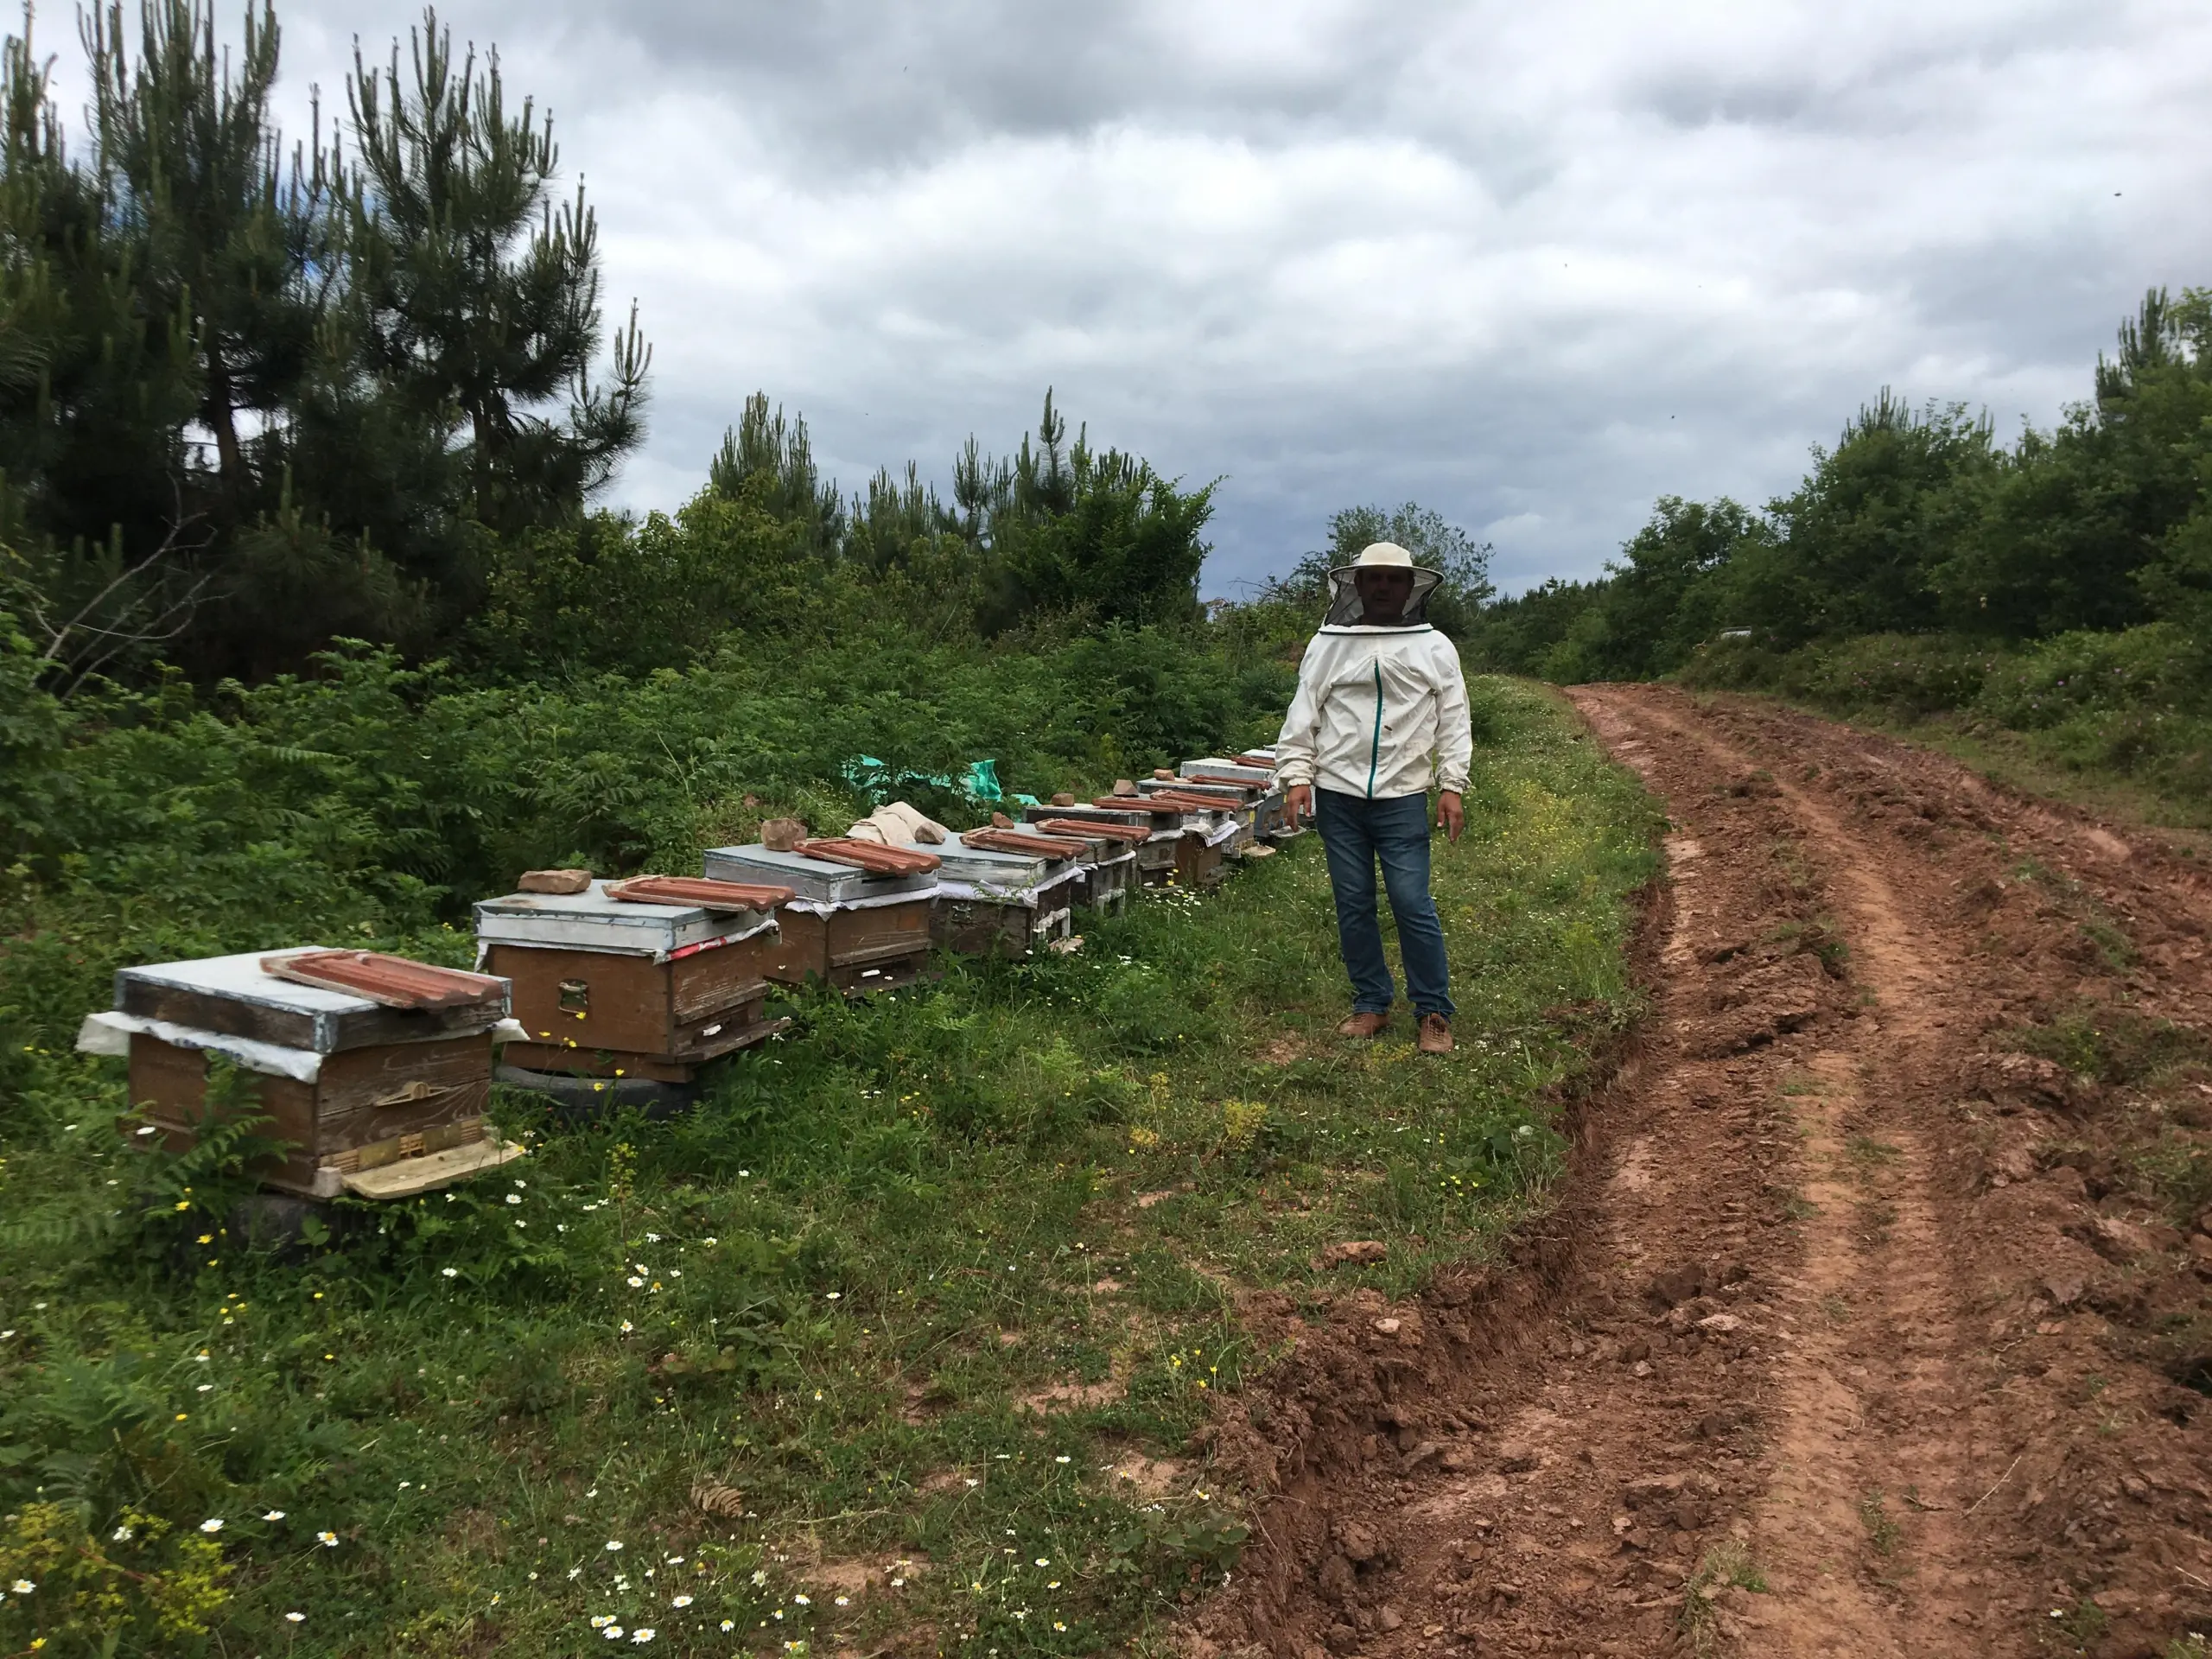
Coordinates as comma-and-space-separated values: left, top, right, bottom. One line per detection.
0, 677, 1662, 1656
1678, 1540, 1766, 1655
1777, 702, 2212, 839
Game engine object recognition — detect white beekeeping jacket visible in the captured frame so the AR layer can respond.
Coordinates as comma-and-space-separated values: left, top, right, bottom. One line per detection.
1272, 623, 1473, 801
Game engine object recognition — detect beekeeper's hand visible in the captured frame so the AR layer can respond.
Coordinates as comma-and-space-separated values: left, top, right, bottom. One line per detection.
1285, 785, 1313, 828
1437, 790, 1465, 844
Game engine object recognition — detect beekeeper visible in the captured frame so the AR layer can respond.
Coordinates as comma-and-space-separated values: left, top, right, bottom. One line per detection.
1274, 543, 1472, 1056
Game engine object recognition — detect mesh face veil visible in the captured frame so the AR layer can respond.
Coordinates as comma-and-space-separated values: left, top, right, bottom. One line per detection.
1323, 563, 1443, 626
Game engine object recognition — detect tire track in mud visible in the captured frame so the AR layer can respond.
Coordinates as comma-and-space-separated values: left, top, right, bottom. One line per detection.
1187, 684, 2212, 1659
1602, 691, 2000, 1656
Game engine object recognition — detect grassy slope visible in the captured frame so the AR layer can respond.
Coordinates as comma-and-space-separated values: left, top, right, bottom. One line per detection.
1732, 702, 2212, 839
0, 680, 1659, 1657
1671, 628, 2212, 836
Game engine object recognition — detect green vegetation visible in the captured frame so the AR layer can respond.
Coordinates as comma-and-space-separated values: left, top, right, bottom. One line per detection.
1676, 626, 2212, 827
1, 3, 1215, 685
0, 678, 1659, 1656
0, 9, 1668, 1654
1463, 294, 2212, 819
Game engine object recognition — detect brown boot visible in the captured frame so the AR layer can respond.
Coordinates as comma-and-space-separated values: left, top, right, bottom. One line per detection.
1417, 1014, 1453, 1055
1337, 1011, 1390, 1038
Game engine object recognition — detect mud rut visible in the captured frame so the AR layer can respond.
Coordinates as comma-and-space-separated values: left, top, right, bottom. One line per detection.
1182, 686, 2212, 1659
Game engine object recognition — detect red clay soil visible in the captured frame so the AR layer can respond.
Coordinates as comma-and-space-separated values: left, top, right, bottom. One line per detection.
1181, 685, 2212, 1659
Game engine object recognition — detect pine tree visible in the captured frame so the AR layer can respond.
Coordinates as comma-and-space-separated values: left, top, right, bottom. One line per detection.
84, 0, 335, 512
708, 391, 842, 555
0, 8, 206, 683
344, 10, 648, 538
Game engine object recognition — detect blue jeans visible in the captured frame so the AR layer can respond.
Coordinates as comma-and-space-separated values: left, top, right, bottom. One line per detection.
1314, 788, 1454, 1020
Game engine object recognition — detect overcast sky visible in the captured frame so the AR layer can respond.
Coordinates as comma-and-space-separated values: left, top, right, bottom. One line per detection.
55, 0, 2212, 594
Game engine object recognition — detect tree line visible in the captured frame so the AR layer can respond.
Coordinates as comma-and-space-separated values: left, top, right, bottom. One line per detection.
1464, 290, 2212, 683
1, 1, 1217, 688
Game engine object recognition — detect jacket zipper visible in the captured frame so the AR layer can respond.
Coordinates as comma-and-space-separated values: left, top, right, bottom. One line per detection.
1365, 660, 1382, 798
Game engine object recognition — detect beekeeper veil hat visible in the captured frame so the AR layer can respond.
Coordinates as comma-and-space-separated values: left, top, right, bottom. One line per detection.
1325, 542, 1442, 626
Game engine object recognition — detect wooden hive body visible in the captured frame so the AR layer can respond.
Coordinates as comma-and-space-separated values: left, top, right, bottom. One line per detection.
99, 950, 514, 1198
901, 833, 1084, 961
1022, 805, 1182, 886
703, 846, 938, 993
474, 881, 785, 1081
1179, 760, 1289, 836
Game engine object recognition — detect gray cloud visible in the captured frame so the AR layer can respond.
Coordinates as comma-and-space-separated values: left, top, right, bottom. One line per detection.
65, 0, 2212, 594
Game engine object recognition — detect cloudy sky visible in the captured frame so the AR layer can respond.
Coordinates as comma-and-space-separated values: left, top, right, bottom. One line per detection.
66, 0, 2212, 594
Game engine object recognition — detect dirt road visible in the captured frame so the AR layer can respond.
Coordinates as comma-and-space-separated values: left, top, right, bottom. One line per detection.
1188, 685, 2212, 1659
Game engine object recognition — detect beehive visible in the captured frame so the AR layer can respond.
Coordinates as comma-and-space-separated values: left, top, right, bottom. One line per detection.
474, 877, 791, 1083
899, 829, 1088, 960
1179, 760, 1291, 837
1101, 791, 1237, 887
1025, 804, 1183, 887
702, 842, 940, 993
1025, 817, 1144, 913
81, 949, 518, 1199
1141, 777, 1260, 849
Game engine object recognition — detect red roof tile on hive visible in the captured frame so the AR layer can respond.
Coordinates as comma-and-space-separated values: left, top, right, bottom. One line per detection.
791, 837, 943, 875
606, 875, 796, 911
1034, 817, 1151, 843
1141, 789, 1240, 811
959, 828, 1090, 859
262, 951, 506, 1013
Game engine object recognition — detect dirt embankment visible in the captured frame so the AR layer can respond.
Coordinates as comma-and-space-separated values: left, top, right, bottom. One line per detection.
1182, 685, 2212, 1659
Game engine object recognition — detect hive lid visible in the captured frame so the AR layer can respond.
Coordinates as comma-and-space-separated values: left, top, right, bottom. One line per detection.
702, 844, 937, 905
1026, 804, 1180, 836
1179, 760, 1274, 787
116, 949, 510, 1055
475, 879, 777, 959
874, 832, 1057, 887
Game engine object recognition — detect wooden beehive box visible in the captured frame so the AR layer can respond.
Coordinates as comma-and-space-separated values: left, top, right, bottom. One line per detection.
1179, 760, 1289, 837
702, 844, 939, 994
474, 879, 789, 1082
908, 830, 1087, 960
1140, 779, 1258, 850
1025, 817, 1142, 914
1027, 803, 1184, 887
86, 949, 517, 1199
1100, 792, 1235, 886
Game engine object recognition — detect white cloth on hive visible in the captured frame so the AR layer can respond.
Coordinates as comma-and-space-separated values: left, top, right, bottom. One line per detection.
843, 800, 950, 845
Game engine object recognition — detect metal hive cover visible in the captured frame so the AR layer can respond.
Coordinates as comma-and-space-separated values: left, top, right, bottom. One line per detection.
702, 844, 936, 905
115, 949, 512, 1054
1179, 759, 1274, 786
475, 880, 777, 959
882, 834, 1055, 887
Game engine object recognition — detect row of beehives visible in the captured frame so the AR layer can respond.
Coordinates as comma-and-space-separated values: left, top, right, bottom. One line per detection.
74, 753, 1291, 1202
